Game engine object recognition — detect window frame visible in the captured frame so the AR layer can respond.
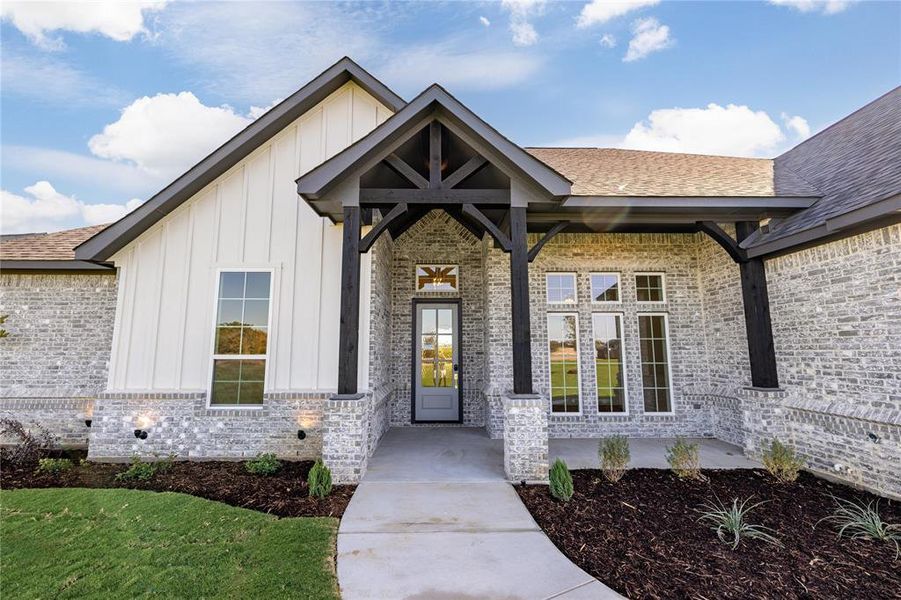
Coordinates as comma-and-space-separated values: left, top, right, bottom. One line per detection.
415, 264, 460, 293
634, 271, 667, 304
589, 272, 622, 305
591, 312, 628, 415
637, 311, 675, 415
206, 267, 275, 410
545, 272, 578, 305
546, 311, 583, 415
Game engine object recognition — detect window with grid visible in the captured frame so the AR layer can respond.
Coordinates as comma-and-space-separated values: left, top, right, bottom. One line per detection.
546, 273, 577, 304
210, 271, 271, 406
592, 313, 626, 413
590, 273, 620, 303
638, 314, 671, 413
547, 313, 580, 413
635, 273, 665, 302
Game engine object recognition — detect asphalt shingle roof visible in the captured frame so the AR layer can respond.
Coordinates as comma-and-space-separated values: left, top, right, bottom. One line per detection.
525, 147, 820, 198
0, 224, 109, 261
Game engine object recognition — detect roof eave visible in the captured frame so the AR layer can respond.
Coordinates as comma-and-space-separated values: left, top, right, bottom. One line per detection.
75, 58, 404, 262
0, 260, 116, 272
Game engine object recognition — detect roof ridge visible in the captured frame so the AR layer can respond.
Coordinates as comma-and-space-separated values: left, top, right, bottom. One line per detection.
526, 146, 773, 161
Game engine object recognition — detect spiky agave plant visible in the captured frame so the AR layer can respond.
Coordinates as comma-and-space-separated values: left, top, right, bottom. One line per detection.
819, 496, 900, 557
697, 496, 782, 550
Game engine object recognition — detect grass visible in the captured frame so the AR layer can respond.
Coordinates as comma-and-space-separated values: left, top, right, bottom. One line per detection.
1, 488, 339, 599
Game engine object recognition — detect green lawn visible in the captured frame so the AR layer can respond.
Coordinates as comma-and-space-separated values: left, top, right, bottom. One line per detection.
1, 488, 339, 599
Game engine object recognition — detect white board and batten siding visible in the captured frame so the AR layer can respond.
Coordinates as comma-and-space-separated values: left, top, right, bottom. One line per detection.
107, 82, 392, 395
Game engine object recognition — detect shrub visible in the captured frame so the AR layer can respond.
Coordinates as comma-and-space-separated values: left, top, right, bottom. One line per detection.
697, 496, 782, 550
246, 453, 282, 476
308, 459, 332, 498
549, 458, 574, 502
598, 435, 630, 483
666, 437, 701, 480
819, 496, 900, 557
0, 418, 56, 468
761, 439, 805, 483
36, 458, 73, 475
115, 456, 158, 481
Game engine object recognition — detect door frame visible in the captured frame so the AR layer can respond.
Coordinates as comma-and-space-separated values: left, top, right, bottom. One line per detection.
411, 298, 463, 424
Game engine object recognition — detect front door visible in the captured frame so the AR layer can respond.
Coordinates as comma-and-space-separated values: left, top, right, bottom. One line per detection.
414, 302, 461, 422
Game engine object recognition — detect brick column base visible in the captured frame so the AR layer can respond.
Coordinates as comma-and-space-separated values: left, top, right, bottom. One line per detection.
739, 386, 789, 458
322, 392, 371, 484
502, 393, 548, 482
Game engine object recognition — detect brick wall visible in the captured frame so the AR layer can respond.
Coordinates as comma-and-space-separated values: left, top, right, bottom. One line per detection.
0, 272, 117, 446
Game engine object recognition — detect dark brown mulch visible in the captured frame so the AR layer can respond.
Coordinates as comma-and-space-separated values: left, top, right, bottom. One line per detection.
1, 450, 354, 518
517, 469, 901, 600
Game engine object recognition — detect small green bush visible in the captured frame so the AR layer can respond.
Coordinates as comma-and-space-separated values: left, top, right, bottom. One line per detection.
761, 439, 805, 483
308, 459, 332, 498
697, 496, 781, 550
819, 496, 900, 557
36, 458, 73, 475
549, 458, 574, 502
598, 435, 630, 483
666, 437, 701, 480
245, 453, 282, 476
115, 456, 158, 481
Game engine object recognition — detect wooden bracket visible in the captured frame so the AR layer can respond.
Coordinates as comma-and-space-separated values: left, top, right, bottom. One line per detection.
360, 203, 408, 253
527, 222, 569, 262
443, 156, 487, 189
461, 204, 511, 251
384, 154, 428, 189
697, 221, 748, 263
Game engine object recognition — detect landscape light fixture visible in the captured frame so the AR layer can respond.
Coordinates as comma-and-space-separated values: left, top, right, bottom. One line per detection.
297, 429, 306, 440
133, 429, 148, 440
84, 419, 92, 428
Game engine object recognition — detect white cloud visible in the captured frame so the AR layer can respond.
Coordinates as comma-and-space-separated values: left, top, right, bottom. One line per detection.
379, 46, 544, 92
623, 17, 673, 62
248, 99, 283, 120
768, 0, 856, 15
782, 113, 811, 139
0, 47, 127, 107
0, 1, 168, 50
480, 16, 491, 27
577, 0, 659, 27
622, 104, 788, 156
2, 145, 164, 197
599, 33, 617, 48
1, 181, 141, 234
501, 0, 546, 47
88, 92, 252, 180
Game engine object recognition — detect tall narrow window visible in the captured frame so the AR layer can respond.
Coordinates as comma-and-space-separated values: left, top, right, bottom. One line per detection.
638, 314, 671, 413
592, 313, 626, 413
546, 273, 577, 304
547, 313, 580, 413
210, 271, 271, 406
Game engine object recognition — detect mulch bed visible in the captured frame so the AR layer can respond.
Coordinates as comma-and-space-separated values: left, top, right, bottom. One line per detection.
517, 469, 900, 599
1, 450, 354, 518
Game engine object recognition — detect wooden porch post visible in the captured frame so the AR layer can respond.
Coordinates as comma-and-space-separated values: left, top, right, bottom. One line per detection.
736, 221, 779, 388
510, 206, 533, 394
337, 205, 361, 395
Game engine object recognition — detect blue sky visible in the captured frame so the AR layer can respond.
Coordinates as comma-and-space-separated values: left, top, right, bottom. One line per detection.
1, 0, 899, 233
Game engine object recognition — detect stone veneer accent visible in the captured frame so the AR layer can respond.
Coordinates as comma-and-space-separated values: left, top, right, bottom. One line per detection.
321, 386, 392, 483
502, 394, 549, 481
87, 391, 326, 461
0, 272, 117, 446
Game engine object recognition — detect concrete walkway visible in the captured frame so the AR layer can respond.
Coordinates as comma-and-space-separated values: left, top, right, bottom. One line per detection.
337, 428, 620, 599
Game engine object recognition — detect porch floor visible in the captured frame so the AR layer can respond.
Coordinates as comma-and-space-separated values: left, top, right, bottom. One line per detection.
551, 436, 760, 470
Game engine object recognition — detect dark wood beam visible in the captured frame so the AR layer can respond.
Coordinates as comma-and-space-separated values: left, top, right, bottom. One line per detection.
697, 221, 747, 263
461, 204, 511, 251
510, 206, 533, 394
338, 205, 362, 395
444, 207, 486, 240
384, 154, 428, 189
736, 221, 779, 388
527, 221, 569, 262
360, 203, 407, 253
429, 121, 442, 188
442, 155, 487, 189
360, 188, 509, 205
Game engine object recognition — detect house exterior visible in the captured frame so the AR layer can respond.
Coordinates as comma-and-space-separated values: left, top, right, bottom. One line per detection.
1, 59, 898, 495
